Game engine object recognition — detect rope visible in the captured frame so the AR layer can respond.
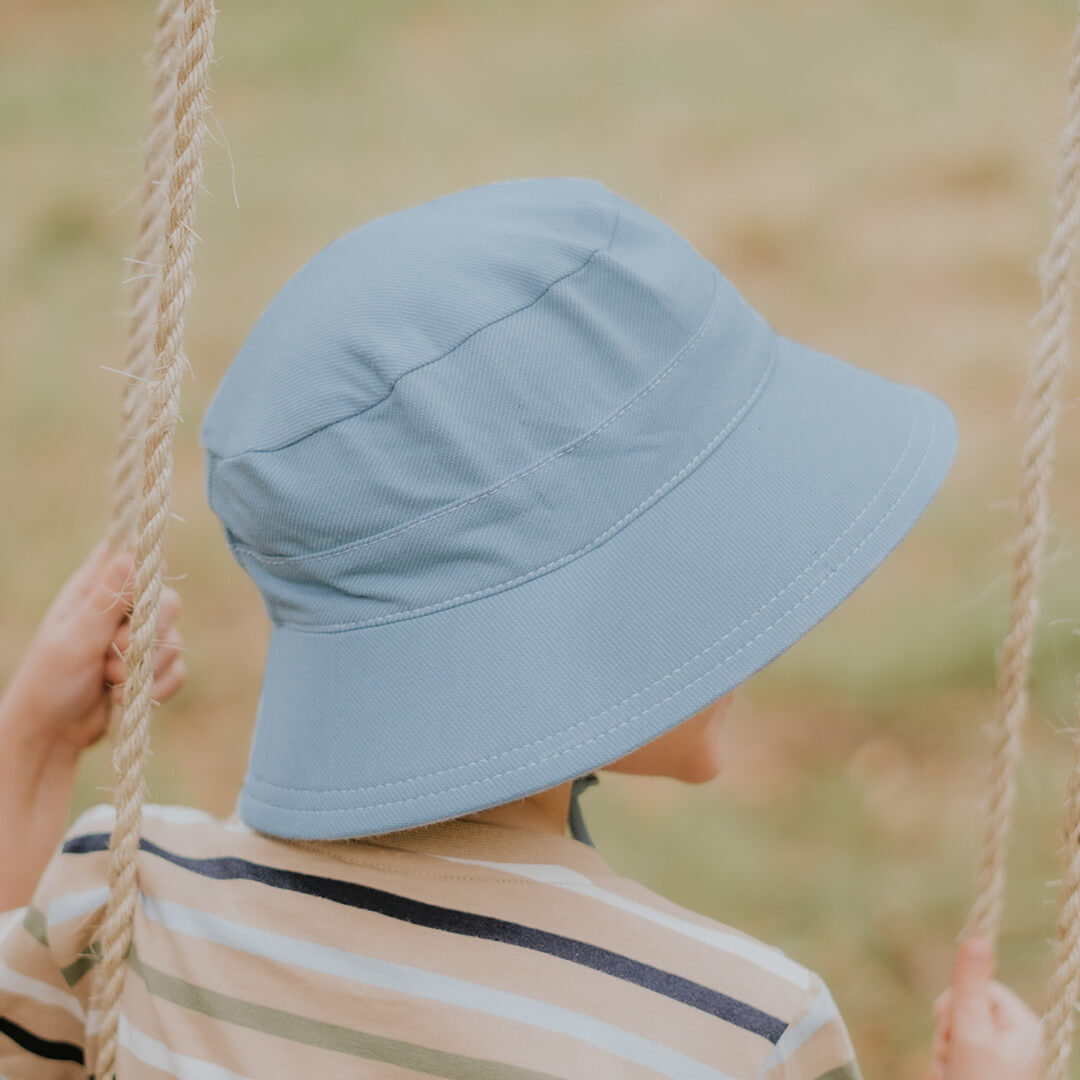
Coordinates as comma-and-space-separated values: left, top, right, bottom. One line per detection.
92, 1, 216, 1075
952, 4, 1080, 1077
1043, 693, 1080, 1080
105, 0, 182, 553
965, 3, 1080, 946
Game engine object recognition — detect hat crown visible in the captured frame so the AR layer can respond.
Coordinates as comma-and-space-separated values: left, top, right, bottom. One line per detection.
202, 179, 958, 839
201, 177, 771, 629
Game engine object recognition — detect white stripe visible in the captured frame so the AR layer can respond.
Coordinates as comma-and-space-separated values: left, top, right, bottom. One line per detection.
69, 803, 216, 832
47, 886, 109, 928
0, 954, 84, 1021
0, 908, 26, 946
140, 895, 735, 1080
69, 804, 116, 830
119, 1014, 255, 1080
437, 855, 811, 990
144, 805, 218, 825
755, 981, 838, 1076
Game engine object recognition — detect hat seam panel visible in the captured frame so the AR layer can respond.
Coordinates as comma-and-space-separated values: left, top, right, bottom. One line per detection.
262, 321, 773, 631
246, 393, 935, 805
232, 263, 723, 569
208, 194, 623, 463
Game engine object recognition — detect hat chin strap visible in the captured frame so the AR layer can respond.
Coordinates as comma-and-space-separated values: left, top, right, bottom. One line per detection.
567, 773, 600, 846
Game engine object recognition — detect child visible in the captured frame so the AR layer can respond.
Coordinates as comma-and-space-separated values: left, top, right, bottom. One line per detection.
0, 177, 1041, 1079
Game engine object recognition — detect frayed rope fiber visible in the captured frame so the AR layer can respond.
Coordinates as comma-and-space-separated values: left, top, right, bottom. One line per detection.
92, 1, 216, 1077
962, 4, 1080, 1080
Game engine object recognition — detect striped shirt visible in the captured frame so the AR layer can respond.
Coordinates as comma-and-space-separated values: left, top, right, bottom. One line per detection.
1, 803, 861, 1079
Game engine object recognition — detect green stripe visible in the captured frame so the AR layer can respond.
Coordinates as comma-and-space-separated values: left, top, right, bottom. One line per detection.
61, 940, 101, 987
814, 1064, 863, 1080
127, 947, 564, 1080
22, 905, 101, 987
22, 906, 48, 947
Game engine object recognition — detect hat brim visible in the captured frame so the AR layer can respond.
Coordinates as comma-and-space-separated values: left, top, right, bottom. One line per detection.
239, 331, 957, 839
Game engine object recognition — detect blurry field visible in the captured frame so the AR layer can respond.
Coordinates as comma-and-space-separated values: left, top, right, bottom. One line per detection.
3, 1, 1080, 1076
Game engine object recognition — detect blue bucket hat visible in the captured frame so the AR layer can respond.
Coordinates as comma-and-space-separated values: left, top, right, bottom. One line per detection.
201, 176, 957, 840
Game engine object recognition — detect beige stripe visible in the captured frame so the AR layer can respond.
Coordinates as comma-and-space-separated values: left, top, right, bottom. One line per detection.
132, 911, 666, 1080
120, 978, 428, 1080
0, 996, 86, 1056
114, 1045, 185, 1080
139, 851, 763, 1074
303, 836, 804, 1021
25, 856, 109, 968
112, 990, 256, 1080
772, 1016, 856, 1080
814, 1065, 862, 1080
101, 815, 810, 1077
0, 914, 88, 1046
126, 946, 571, 1080
0, 952, 84, 1022
310, 819, 616, 879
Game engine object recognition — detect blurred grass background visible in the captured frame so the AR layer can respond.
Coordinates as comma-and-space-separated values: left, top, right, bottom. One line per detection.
3, 0, 1080, 1076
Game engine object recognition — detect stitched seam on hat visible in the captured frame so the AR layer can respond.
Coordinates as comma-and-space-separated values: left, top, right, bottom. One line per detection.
233, 263, 723, 569
211, 196, 623, 463
269, 327, 774, 631
250, 402, 933, 807
246, 395, 937, 804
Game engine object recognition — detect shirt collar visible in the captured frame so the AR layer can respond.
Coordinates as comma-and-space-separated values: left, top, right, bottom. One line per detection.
303, 816, 616, 879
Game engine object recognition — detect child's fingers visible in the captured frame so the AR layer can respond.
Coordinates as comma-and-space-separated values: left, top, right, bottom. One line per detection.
158, 586, 182, 632
152, 657, 187, 704
62, 540, 112, 602
153, 627, 185, 676
105, 625, 184, 684
950, 936, 995, 1036
933, 988, 951, 1024
81, 551, 137, 642
106, 581, 182, 658
108, 657, 187, 706
987, 982, 1039, 1031
928, 987, 954, 1080
926, 1020, 948, 1080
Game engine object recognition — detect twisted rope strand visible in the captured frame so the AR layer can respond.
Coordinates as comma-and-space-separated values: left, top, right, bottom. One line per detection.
966, 3, 1080, 947
92, 2, 216, 1076
105, 0, 182, 552
1043, 688, 1080, 1080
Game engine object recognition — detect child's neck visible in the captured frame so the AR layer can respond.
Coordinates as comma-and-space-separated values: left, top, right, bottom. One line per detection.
458, 780, 574, 837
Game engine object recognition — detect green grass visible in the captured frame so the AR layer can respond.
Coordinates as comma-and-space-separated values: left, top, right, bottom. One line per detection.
4, 2, 1080, 1076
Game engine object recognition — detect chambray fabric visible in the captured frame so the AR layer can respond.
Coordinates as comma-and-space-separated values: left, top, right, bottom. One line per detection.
200, 176, 957, 840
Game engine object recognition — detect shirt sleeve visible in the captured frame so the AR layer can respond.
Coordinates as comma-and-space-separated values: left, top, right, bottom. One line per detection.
756, 972, 863, 1080
0, 805, 114, 1078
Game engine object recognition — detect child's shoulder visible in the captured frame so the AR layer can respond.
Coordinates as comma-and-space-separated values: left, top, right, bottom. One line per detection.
594, 870, 856, 1076
56, 801, 268, 868
589, 864, 824, 1011
34, 806, 857, 1078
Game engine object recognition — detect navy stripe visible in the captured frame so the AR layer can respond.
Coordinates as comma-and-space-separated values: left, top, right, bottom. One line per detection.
65, 832, 786, 1042
0, 1015, 84, 1065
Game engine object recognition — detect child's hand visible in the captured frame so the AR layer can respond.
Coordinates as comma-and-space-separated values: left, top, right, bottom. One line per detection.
925, 936, 1042, 1080
1, 540, 186, 757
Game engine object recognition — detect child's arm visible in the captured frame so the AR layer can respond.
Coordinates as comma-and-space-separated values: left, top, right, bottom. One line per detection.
926, 936, 1042, 1080
0, 541, 185, 910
